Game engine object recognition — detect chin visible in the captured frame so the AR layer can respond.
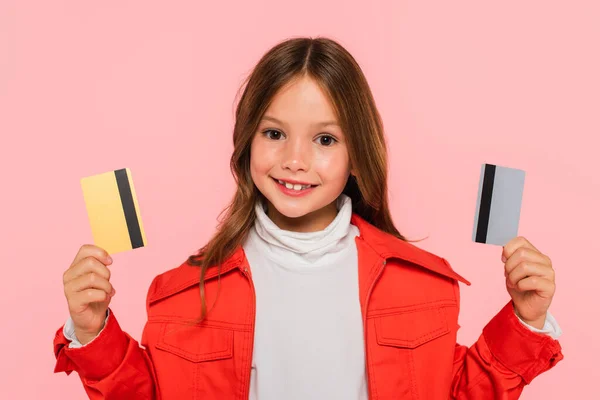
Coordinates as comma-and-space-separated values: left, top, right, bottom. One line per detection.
267, 200, 314, 219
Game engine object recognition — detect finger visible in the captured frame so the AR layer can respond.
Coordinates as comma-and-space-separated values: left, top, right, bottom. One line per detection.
69, 288, 112, 309
502, 236, 540, 262
64, 256, 111, 284
504, 247, 550, 276
70, 244, 112, 269
506, 261, 554, 288
64, 272, 114, 297
513, 276, 555, 298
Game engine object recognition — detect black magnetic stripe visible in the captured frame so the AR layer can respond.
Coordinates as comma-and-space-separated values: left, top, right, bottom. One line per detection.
114, 169, 144, 249
475, 164, 496, 243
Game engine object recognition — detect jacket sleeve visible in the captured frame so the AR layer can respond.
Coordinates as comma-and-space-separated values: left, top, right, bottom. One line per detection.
53, 278, 160, 399
450, 282, 564, 399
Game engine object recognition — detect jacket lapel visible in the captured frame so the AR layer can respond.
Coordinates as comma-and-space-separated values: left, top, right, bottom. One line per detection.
148, 246, 246, 304
350, 213, 470, 285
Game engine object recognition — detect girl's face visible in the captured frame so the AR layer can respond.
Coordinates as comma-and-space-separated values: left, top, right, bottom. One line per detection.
250, 75, 352, 232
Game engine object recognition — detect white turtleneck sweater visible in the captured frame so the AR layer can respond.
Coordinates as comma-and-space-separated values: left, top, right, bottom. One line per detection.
63, 193, 562, 399
244, 194, 366, 400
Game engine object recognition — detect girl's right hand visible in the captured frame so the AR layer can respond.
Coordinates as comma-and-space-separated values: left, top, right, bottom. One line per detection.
63, 244, 116, 345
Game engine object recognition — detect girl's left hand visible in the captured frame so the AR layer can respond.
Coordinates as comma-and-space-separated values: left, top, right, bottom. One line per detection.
503, 236, 556, 329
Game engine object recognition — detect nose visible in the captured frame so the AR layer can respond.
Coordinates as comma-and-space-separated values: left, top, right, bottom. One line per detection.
281, 136, 310, 172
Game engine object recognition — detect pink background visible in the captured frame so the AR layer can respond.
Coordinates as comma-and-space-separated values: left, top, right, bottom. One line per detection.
1, 0, 598, 398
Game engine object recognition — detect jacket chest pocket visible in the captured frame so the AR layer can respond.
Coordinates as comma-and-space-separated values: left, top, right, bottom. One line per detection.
374, 307, 449, 349
156, 323, 234, 362
368, 306, 455, 399
153, 323, 238, 399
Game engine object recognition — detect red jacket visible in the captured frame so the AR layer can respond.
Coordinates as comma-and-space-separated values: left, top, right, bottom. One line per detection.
54, 213, 563, 399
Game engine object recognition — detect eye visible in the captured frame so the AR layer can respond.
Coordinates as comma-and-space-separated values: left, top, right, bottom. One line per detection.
263, 129, 284, 140
317, 135, 337, 146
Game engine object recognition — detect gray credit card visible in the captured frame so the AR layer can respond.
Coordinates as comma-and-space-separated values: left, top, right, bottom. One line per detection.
473, 163, 526, 246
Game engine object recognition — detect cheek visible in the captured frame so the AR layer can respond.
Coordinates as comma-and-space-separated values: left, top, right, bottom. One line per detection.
250, 138, 275, 176
314, 149, 350, 180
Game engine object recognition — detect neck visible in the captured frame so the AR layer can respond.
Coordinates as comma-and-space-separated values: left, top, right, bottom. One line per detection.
265, 199, 339, 232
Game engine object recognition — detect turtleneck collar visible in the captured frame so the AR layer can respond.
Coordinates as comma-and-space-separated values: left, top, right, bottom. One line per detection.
249, 193, 354, 265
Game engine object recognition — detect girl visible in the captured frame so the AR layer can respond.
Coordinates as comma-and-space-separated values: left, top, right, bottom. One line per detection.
55, 37, 563, 399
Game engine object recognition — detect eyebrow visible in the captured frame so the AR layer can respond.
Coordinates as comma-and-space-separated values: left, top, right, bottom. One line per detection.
261, 115, 340, 128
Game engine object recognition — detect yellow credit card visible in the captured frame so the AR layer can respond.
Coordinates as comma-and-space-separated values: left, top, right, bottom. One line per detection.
80, 168, 147, 255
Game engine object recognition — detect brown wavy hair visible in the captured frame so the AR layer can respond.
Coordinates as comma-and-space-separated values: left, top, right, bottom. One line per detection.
187, 36, 420, 322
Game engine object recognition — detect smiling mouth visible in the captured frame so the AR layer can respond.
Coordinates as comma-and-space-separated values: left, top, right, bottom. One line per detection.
272, 177, 318, 191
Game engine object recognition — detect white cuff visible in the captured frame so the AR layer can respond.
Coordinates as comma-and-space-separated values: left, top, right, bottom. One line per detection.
516, 309, 563, 340
63, 309, 110, 348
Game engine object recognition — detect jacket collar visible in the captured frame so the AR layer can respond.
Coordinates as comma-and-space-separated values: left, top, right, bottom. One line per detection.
149, 213, 470, 304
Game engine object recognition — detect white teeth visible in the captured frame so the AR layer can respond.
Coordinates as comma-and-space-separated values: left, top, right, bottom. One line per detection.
277, 179, 312, 190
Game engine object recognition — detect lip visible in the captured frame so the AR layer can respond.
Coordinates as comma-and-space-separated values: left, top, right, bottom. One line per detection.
272, 177, 317, 197
272, 177, 316, 186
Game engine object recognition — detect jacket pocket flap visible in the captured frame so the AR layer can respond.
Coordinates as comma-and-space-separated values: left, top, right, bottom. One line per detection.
156, 323, 234, 362
375, 308, 449, 349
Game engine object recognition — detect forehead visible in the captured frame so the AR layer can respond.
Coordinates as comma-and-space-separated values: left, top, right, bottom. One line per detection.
261, 76, 339, 127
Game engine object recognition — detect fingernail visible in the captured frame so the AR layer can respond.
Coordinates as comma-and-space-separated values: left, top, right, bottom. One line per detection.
501, 255, 507, 263
107, 256, 113, 264
111, 288, 116, 296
